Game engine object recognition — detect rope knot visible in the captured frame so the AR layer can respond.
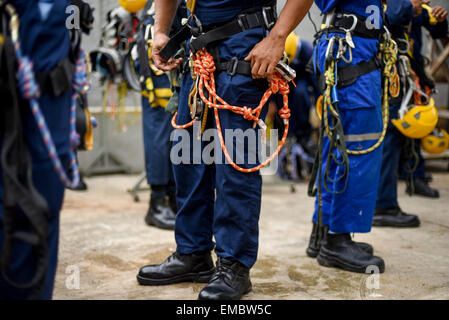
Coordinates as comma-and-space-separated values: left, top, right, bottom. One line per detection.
279, 107, 291, 120
242, 106, 255, 120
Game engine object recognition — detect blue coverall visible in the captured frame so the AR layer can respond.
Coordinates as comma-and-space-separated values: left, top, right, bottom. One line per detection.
173, 0, 269, 269
287, 39, 319, 141
0, 0, 72, 299
376, 0, 414, 209
312, 0, 384, 233
399, 7, 449, 181
377, 2, 448, 208
140, 12, 184, 194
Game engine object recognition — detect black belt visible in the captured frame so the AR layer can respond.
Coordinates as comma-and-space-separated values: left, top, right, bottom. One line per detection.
160, 5, 277, 60
35, 57, 75, 96
318, 11, 383, 40
318, 56, 383, 91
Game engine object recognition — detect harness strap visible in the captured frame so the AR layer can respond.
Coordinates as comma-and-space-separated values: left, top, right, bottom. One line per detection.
318, 56, 382, 91
160, 5, 277, 60
189, 7, 276, 53
160, 24, 191, 60
35, 57, 75, 97
319, 11, 382, 39
217, 58, 252, 77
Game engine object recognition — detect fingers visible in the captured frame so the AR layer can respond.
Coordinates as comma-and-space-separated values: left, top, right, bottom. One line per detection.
432, 6, 448, 22
153, 52, 183, 71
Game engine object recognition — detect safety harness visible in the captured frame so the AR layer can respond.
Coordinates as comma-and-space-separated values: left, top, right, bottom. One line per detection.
163, 1, 296, 173
388, 19, 437, 195
0, 2, 89, 297
307, 7, 398, 246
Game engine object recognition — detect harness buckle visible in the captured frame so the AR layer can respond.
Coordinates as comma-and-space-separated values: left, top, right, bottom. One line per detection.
275, 61, 296, 82
341, 14, 358, 32
237, 14, 249, 30
262, 7, 275, 29
227, 57, 239, 76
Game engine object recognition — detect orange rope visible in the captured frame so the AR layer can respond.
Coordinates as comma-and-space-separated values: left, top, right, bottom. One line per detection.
172, 49, 291, 173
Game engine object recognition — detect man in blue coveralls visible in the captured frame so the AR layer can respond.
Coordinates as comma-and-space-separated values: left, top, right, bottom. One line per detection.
138, 1, 187, 230
285, 34, 319, 146
374, 0, 448, 227
399, 1, 447, 199
305, 0, 390, 273
0, 0, 92, 299
137, 0, 314, 300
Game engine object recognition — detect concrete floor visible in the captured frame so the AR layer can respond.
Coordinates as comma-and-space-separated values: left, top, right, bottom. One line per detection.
53, 162, 449, 300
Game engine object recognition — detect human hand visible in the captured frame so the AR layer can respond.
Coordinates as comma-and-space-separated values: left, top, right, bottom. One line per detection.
152, 33, 183, 71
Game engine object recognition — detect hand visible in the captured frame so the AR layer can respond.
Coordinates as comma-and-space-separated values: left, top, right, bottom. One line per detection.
244, 33, 286, 80
432, 6, 448, 22
411, 0, 423, 16
152, 33, 183, 71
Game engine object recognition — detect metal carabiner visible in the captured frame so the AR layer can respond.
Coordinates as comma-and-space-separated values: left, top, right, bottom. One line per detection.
337, 37, 353, 64
325, 37, 337, 65
341, 14, 357, 49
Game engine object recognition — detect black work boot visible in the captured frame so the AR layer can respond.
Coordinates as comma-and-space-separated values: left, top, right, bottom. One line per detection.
168, 189, 178, 215
406, 179, 440, 198
373, 207, 420, 228
145, 196, 176, 230
306, 223, 373, 258
137, 251, 215, 285
198, 257, 252, 300
317, 233, 385, 274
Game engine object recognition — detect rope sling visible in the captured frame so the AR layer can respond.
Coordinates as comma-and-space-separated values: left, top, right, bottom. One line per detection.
172, 48, 292, 173
8, 12, 89, 189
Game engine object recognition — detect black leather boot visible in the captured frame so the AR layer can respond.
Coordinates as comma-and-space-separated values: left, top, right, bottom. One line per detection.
306, 223, 373, 258
198, 257, 252, 300
373, 207, 420, 228
406, 178, 440, 198
137, 251, 215, 285
317, 233, 385, 274
145, 196, 176, 230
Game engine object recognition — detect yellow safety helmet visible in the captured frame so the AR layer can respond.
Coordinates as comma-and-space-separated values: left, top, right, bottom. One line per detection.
118, 0, 146, 13
285, 32, 300, 62
422, 129, 449, 155
316, 95, 323, 119
391, 98, 438, 139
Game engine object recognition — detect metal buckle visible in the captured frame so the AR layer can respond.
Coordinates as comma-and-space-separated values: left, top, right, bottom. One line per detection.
341, 14, 358, 32
262, 7, 275, 29
237, 14, 248, 30
227, 57, 239, 76
275, 61, 296, 82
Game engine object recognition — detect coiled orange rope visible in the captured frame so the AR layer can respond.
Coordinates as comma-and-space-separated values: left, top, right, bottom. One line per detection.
172, 48, 292, 173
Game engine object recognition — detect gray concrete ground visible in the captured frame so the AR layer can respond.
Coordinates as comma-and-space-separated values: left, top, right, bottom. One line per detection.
53, 162, 449, 300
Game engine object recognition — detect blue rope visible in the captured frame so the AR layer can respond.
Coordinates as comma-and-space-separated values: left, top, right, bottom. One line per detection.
13, 38, 90, 189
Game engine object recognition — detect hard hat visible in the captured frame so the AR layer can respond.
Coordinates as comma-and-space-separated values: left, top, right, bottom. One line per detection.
118, 0, 146, 13
422, 128, 449, 155
285, 32, 300, 62
391, 98, 438, 139
316, 95, 323, 119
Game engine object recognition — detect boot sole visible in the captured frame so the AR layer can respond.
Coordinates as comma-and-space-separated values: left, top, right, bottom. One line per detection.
372, 219, 420, 228
137, 268, 215, 286
317, 250, 385, 274
145, 215, 175, 230
197, 283, 252, 300
306, 247, 319, 258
